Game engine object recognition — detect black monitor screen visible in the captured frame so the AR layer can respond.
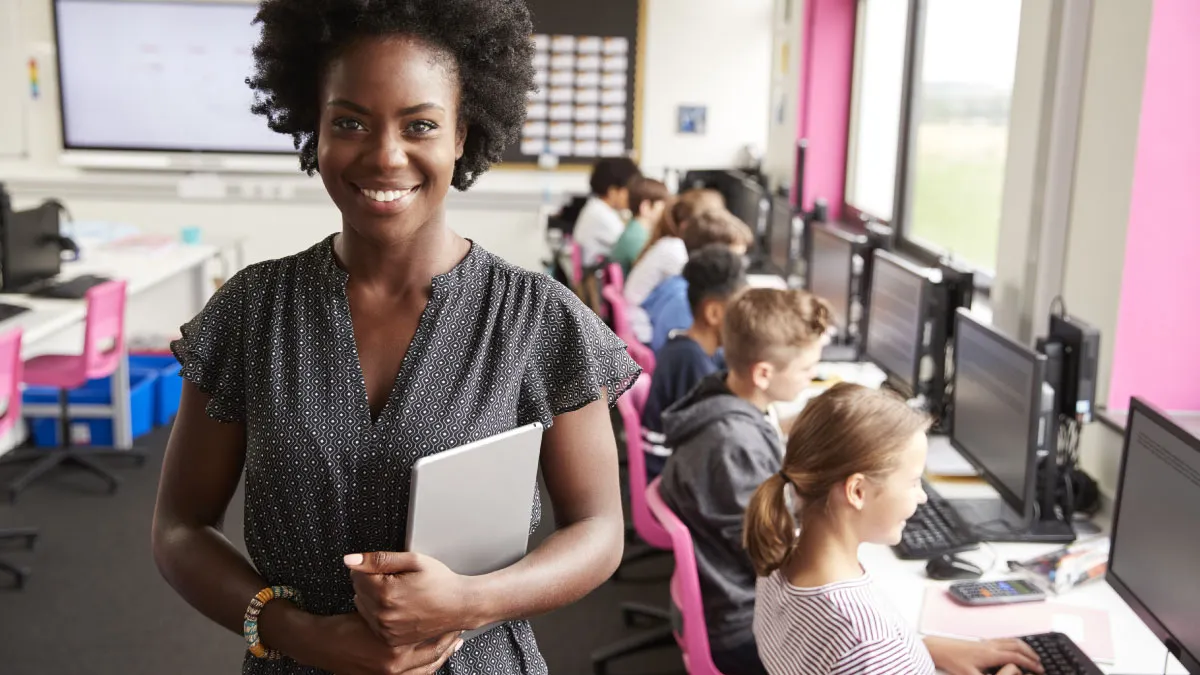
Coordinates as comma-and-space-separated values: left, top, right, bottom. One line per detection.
865, 250, 926, 390
768, 195, 793, 274
1, 205, 61, 292
808, 226, 854, 334
727, 177, 765, 238
1109, 399, 1200, 674
950, 309, 1043, 517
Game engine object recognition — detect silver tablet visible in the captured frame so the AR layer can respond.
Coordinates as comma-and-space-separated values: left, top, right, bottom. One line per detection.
404, 422, 544, 638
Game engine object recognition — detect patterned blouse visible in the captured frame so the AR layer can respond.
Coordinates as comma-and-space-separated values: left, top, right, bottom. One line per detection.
171, 235, 640, 674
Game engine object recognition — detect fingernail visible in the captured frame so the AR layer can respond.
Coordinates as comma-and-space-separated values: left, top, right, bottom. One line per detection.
454, 640, 464, 653
343, 553, 363, 566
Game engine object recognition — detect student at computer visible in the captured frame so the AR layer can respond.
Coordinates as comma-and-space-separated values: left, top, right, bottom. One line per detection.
745, 384, 1043, 675
641, 245, 747, 480
151, 3, 639, 675
657, 288, 830, 675
609, 177, 669, 274
625, 188, 725, 342
573, 157, 642, 266
641, 209, 755, 352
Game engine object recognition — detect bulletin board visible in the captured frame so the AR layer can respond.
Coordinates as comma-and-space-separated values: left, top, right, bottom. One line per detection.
507, 0, 643, 168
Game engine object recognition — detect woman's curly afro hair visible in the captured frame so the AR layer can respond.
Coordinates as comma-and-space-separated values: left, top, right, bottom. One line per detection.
247, 0, 536, 190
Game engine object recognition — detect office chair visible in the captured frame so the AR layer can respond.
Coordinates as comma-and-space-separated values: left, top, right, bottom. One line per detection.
0, 327, 38, 588
1, 280, 145, 502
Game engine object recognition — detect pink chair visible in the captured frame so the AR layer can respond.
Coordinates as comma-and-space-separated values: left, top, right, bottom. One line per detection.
569, 238, 584, 289
591, 374, 676, 674
602, 285, 656, 377
646, 478, 727, 675
0, 328, 39, 587
604, 262, 625, 294
2, 281, 144, 501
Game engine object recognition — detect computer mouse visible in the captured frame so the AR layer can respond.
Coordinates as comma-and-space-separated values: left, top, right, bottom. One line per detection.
925, 553, 984, 581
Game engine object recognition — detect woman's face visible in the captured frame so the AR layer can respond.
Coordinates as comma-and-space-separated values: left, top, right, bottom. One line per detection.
317, 36, 465, 242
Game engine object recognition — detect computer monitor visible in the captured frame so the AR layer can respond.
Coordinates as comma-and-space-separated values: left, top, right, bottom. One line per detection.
807, 224, 860, 338
1108, 398, 1200, 674
726, 174, 767, 242
949, 309, 1069, 541
864, 250, 930, 394
766, 194, 794, 276
0, 203, 63, 293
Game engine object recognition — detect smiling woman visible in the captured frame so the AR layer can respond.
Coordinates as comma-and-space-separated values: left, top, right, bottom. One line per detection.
150, 2, 640, 675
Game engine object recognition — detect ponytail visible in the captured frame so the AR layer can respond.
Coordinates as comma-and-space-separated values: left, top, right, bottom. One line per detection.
743, 473, 798, 577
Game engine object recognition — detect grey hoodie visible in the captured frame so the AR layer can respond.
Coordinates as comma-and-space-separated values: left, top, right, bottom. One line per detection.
658, 371, 783, 652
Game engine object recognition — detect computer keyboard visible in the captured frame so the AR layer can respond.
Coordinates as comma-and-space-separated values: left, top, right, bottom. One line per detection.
30, 274, 111, 299
892, 479, 980, 559
985, 632, 1103, 675
0, 302, 31, 322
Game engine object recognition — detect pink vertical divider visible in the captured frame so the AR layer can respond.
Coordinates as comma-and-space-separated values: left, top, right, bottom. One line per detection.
795, 0, 856, 220
1107, 0, 1200, 412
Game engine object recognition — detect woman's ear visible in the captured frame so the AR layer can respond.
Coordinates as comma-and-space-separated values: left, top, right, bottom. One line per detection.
843, 474, 867, 511
455, 123, 467, 160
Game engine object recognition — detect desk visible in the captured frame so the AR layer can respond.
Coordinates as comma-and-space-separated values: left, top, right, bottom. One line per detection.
0, 239, 243, 454
863, 475, 1187, 674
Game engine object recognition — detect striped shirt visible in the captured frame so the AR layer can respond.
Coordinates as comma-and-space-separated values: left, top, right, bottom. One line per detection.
753, 569, 935, 675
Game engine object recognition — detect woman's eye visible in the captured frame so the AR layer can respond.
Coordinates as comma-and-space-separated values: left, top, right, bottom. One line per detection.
409, 120, 438, 134
333, 118, 365, 131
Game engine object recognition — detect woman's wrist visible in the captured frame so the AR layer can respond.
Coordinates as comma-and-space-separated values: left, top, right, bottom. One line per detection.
257, 598, 320, 664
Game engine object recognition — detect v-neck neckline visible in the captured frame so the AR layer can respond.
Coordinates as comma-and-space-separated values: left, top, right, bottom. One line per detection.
321, 234, 479, 428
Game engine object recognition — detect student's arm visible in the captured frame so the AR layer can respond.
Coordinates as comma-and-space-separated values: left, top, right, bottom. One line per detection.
711, 428, 783, 554
152, 384, 460, 674
345, 398, 625, 645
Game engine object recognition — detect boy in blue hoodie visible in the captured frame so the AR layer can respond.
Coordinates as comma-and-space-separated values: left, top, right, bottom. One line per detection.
658, 288, 831, 675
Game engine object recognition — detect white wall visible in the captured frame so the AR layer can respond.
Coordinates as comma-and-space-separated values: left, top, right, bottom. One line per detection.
762, 0, 804, 192
640, 0, 774, 176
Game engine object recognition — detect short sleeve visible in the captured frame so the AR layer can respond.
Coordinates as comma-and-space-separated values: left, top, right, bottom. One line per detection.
832, 637, 935, 675
170, 269, 249, 423
519, 283, 642, 427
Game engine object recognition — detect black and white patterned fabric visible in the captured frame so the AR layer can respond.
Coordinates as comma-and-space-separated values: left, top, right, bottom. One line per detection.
171, 234, 640, 675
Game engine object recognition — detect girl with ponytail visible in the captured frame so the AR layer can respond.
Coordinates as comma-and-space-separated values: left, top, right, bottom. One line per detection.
744, 383, 1044, 675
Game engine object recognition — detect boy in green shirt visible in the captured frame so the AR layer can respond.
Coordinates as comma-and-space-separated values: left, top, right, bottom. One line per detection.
611, 177, 669, 274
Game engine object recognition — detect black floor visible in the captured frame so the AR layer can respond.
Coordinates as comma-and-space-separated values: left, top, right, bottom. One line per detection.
0, 425, 684, 675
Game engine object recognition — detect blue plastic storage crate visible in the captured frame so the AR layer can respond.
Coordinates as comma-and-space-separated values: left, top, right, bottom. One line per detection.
130, 353, 183, 426
23, 369, 157, 447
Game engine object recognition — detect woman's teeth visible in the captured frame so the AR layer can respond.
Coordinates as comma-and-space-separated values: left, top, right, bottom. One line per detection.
360, 186, 416, 202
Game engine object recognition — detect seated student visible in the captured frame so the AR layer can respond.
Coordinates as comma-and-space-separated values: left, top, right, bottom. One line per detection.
658, 288, 831, 675
641, 245, 747, 480
745, 384, 1044, 675
610, 177, 669, 274
573, 157, 642, 266
642, 208, 756, 352
626, 188, 725, 342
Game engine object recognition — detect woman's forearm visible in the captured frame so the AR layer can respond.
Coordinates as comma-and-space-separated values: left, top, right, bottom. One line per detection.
151, 521, 314, 657
465, 513, 623, 629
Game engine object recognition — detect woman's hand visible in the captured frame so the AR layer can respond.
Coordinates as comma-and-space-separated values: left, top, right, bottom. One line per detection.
345, 551, 477, 646
924, 636, 1044, 675
298, 612, 462, 675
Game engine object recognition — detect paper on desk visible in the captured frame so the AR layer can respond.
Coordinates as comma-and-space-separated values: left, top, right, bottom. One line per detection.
918, 586, 1114, 663
925, 435, 977, 477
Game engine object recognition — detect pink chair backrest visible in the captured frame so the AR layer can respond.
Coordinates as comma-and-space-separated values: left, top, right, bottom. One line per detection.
618, 374, 671, 551
82, 280, 128, 380
602, 285, 656, 376
605, 262, 625, 294
646, 478, 726, 675
0, 328, 23, 439
569, 238, 584, 287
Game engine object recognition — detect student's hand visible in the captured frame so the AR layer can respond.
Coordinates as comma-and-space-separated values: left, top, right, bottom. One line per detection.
924, 636, 1044, 675
299, 612, 462, 675
345, 551, 476, 646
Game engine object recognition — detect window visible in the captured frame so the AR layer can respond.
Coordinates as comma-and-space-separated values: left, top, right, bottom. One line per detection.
904, 0, 1022, 272
844, 0, 908, 223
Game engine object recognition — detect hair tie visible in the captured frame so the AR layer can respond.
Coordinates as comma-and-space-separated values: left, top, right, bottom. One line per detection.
778, 471, 792, 487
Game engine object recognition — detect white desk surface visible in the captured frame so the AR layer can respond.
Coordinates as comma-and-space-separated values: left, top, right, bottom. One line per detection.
774, 363, 1187, 674
0, 241, 220, 347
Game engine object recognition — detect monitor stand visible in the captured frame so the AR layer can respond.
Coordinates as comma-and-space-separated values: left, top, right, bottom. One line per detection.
947, 496, 1076, 544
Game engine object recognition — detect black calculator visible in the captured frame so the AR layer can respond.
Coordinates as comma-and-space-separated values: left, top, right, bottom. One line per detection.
948, 578, 1047, 606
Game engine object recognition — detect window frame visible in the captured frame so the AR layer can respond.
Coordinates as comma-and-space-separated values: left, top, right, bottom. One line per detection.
843, 0, 1013, 291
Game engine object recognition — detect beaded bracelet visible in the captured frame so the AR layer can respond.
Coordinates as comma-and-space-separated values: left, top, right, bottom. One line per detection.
243, 585, 302, 659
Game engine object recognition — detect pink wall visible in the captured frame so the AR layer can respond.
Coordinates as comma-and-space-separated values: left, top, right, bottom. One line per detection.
795, 0, 856, 220
1107, 0, 1200, 411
